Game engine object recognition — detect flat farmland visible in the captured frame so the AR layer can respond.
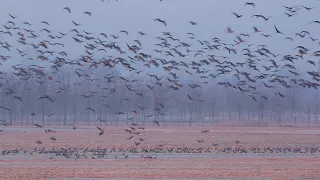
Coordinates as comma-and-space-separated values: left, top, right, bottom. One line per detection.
0, 125, 320, 179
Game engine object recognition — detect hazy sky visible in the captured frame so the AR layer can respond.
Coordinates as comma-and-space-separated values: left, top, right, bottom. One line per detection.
0, 0, 320, 76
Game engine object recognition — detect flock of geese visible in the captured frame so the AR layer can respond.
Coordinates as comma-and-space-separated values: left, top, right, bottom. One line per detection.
1, 145, 320, 160
1, 0, 320, 158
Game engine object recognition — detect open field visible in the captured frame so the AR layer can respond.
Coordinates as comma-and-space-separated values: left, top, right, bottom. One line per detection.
0, 126, 320, 179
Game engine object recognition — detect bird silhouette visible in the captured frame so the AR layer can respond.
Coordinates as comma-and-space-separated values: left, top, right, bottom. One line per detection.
154, 18, 167, 26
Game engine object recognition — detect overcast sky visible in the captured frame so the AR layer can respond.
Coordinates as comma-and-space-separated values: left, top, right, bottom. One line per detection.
0, 0, 320, 77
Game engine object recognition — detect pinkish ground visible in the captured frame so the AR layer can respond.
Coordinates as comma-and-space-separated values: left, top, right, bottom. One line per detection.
0, 125, 320, 179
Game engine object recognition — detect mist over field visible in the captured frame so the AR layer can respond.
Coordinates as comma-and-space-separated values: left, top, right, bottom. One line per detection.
0, 67, 320, 126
